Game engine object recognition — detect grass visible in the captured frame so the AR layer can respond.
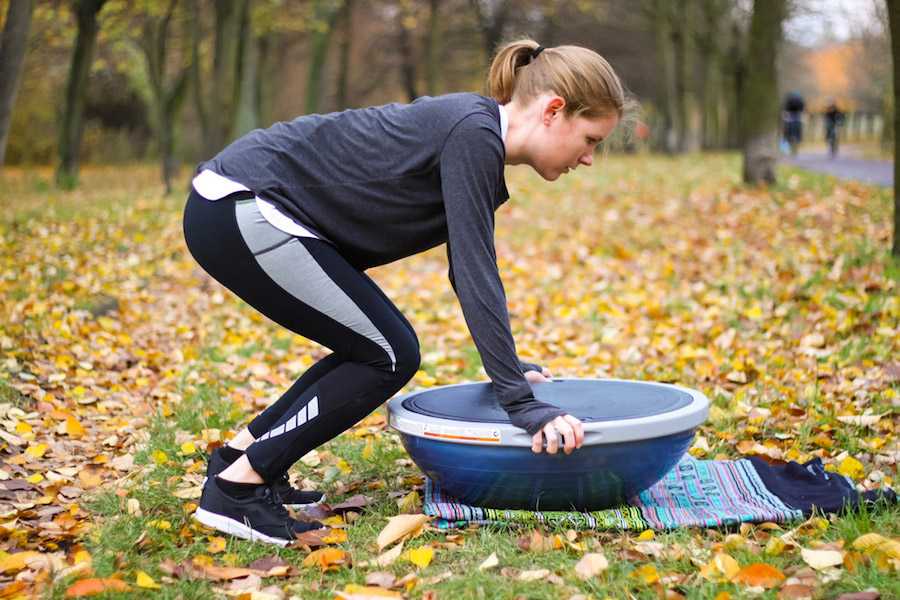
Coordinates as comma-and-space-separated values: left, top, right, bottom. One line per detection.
2, 156, 897, 599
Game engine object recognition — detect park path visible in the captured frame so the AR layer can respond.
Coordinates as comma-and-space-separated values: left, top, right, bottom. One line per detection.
782, 149, 893, 187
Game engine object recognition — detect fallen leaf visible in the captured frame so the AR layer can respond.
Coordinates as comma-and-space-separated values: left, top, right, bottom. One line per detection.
335, 584, 402, 599
64, 578, 131, 597
376, 514, 429, 550
801, 548, 844, 570
731, 563, 785, 588
478, 552, 499, 571
135, 570, 161, 589
302, 547, 348, 572
407, 546, 434, 568
518, 568, 549, 582
208, 536, 227, 554
0, 551, 42, 574
574, 552, 608, 579
851, 533, 900, 559
364, 571, 396, 588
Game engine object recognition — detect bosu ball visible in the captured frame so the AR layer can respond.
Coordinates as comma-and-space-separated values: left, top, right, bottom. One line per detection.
388, 378, 710, 511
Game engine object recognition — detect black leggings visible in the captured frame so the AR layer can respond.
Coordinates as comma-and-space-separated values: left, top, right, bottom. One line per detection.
182, 191, 420, 481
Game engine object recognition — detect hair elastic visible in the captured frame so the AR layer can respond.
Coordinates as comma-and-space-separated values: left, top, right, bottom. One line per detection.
530, 45, 545, 62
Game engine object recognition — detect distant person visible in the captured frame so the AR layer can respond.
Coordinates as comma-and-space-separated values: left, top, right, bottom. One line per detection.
782, 92, 805, 156
824, 100, 845, 159
182, 40, 625, 546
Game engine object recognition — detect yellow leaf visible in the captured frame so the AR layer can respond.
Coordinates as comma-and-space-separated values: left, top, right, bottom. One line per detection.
15, 422, 32, 434
397, 491, 420, 513
631, 564, 659, 584
323, 515, 345, 527
180, 441, 197, 455
151, 450, 168, 465
407, 546, 434, 568
376, 514, 429, 550
135, 570, 161, 589
336, 458, 352, 474
764, 536, 786, 556
837, 456, 864, 480
0, 551, 42, 574
25, 444, 47, 458
66, 416, 85, 438
26, 473, 44, 484
322, 529, 348, 544
851, 533, 900, 560
335, 584, 402, 599
362, 438, 374, 461
207, 537, 227, 554
637, 529, 655, 541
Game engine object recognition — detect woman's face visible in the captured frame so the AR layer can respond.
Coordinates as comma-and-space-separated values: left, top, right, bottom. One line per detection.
530, 97, 619, 181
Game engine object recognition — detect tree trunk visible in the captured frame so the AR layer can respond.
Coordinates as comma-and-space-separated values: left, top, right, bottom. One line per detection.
305, 0, 342, 114
650, 0, 678, 152
672, 1, 701, 152
234, 0, 259, 137
398, 5, 418, 102
189, 0, 210, 157
723, 20, 745, 149
888, 0, 899, 257
0, 0, 35, 168
697, 0, 725, 149
424, 0, 442, 96
741, 0, 785, 184
210, 0, 246, 153
142, 0, 190, 195
57, 0, 107, 188
335, 0, 354, 107
470, 0, 510, 64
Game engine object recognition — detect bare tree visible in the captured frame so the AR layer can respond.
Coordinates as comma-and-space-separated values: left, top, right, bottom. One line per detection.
0, 0, 35, 168
140, 0, 191, 194
888, 0, 899, 256
57, 0, 108, 188
741, 0, 786, 184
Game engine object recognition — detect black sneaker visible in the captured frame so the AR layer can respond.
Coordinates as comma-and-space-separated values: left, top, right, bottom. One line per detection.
205, 447, 325, 508
271, 473, 326, 509
193, 477, 325, 546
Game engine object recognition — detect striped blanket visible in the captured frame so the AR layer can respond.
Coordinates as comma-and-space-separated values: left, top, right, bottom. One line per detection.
425, 455, 805, 530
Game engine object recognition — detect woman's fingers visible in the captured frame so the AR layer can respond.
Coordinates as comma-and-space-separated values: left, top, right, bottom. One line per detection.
524, 370, 550, 384
562, 414, 585, 448
543, 421, 560, 454
531, 430, 543, 453
552, 416, 577, 454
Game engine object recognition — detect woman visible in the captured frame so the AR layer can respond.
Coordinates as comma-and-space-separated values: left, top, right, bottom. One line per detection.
183, 39, 625, 546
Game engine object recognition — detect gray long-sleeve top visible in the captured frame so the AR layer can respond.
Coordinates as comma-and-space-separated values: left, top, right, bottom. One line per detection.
200, 92, 566, 435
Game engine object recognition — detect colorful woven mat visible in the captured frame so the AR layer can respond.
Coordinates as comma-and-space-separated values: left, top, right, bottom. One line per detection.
424, 455, 805, 530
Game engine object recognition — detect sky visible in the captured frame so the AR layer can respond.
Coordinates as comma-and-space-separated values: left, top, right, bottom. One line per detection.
783, 0, 884, 46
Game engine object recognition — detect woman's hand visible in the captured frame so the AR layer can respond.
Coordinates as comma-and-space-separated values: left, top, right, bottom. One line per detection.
523, 367, 552, 383
531, 414, 584, 455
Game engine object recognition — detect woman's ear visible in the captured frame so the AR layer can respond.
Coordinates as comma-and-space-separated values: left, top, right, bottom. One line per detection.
542, 96, 566, 125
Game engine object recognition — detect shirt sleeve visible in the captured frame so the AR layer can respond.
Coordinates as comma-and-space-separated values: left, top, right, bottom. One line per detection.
440, 114, 565, 436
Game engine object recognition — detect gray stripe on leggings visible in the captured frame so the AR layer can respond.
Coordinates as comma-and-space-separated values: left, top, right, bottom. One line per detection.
234, 200, 397, 371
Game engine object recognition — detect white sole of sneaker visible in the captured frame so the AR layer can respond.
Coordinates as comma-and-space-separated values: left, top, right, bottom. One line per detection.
285, 494, 326, 510
193, 507, 291, 547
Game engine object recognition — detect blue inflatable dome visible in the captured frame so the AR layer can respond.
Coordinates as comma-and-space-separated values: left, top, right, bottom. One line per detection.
388, 379, 709, 511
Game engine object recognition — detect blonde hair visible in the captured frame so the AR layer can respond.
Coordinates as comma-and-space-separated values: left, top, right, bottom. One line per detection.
486, 38, 627, 121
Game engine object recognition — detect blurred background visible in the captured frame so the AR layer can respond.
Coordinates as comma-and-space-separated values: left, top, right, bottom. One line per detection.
0, 0, 894, 191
